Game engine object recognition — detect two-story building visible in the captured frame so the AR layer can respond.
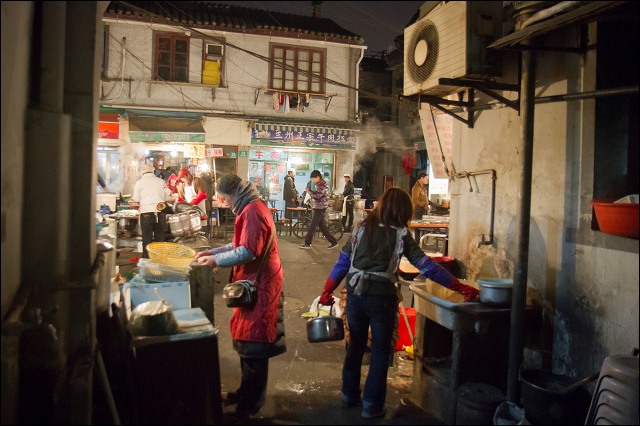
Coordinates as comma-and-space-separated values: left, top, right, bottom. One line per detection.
100, 1, 365, 212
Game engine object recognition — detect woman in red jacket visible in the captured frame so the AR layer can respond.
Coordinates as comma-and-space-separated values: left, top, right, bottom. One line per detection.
195, 174, 285, 421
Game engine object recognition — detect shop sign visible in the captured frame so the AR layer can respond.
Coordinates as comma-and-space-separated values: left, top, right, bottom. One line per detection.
129, 132, 206, 143
98, 122, 119, 139
184, 144, 206, 158
251, 128, 355, 150
228, 152, 237, 158
238, 150, 248, 157
205, 147, 224, 157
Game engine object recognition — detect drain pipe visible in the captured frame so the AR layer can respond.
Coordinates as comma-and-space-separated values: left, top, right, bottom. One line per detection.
507, 45, 536, 404
454, 169, 496, 247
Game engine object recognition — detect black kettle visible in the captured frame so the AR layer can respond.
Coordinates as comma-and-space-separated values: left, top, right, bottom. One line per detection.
306, 304, 344, 343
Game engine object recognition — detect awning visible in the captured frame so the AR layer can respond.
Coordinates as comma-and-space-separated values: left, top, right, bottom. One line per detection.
128, 115, 206, 143
489, 1, 630, 49
252, 122, 356, 150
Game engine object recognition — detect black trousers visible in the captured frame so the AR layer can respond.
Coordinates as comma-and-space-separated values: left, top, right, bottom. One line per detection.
304, 208, 337, 246
236, 356, 269, 415
140, 212, 166, 258
342, 202, 354, 228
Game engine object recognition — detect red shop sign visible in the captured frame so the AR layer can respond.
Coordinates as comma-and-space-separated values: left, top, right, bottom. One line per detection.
98, 122, 119, 139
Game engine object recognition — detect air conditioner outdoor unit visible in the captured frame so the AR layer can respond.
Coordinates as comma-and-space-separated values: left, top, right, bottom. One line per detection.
403, 1, 503, 97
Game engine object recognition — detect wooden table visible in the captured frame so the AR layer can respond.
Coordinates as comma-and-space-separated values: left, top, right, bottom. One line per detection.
409, 221, 449, 252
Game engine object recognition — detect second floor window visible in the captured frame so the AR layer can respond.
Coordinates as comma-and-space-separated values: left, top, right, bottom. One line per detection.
270, 45, 325, 94
155, 33, 189, 82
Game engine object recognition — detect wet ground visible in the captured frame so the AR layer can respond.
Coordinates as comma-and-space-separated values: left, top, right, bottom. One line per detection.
115, 226, 448, 425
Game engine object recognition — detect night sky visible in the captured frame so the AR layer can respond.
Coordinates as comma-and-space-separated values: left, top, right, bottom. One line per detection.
213, 1, 424, 54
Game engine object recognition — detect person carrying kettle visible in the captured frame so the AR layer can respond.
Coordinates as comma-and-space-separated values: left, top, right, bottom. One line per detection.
317, 187, 478, 419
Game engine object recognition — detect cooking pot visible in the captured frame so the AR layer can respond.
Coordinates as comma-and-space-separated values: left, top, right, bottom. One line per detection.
477, 278, 513, 307
307, 305, 344, 343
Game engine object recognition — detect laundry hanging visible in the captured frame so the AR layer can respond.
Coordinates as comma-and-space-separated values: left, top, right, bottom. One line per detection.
273, 92, 281, 111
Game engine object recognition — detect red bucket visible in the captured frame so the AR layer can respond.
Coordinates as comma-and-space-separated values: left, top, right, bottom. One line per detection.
396, 307, 416, 350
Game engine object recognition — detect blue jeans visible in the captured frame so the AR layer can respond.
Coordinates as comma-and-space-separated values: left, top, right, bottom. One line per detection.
342, 291, 398, 412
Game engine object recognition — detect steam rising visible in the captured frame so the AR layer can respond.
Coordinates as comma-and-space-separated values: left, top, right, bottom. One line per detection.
354, 117, 412, 173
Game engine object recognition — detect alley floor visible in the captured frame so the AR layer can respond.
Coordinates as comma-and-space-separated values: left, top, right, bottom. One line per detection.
114, 226, 448, 425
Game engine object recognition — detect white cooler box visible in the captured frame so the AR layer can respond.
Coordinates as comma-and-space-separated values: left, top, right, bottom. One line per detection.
129, 274, 191, 310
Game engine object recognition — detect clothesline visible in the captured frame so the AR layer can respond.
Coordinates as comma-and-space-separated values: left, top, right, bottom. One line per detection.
256, 86, 346, 98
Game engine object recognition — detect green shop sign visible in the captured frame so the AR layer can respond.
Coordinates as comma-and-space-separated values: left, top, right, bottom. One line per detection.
129, 132, 206, 143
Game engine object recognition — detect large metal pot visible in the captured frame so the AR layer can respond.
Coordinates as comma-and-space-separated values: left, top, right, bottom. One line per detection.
477, 278, 513, 307
307, 306, 344, 343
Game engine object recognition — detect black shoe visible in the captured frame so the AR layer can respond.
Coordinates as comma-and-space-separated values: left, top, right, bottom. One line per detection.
299, 244, 312, 249
327, 242, 339, 249
362, 406, 387, 419
224, 391, 241, 405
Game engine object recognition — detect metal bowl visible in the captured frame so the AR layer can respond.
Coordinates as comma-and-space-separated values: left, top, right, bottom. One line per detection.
477, 278, 513, 307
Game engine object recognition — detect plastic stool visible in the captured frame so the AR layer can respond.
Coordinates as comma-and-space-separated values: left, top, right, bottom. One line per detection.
585, 355, 639, 425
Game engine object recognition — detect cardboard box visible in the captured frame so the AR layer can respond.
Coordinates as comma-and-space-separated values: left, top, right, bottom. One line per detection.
129, 274, 191, 310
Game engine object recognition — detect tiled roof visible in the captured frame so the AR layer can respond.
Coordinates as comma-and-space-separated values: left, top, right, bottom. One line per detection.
105, 1, 364, 45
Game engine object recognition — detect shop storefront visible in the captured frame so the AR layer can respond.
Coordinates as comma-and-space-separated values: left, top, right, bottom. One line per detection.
250, 123, 356, 212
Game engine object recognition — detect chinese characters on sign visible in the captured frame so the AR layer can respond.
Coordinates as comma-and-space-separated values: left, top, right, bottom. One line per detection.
205, 148, 224, 157
251, 128, 355, 149
184, 144, 206, 158
418, 109, 453, 179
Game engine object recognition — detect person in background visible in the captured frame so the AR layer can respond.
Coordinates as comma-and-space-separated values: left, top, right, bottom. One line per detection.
341, 173, 355, 232
195, 174, 285, 421
200, 171, 215, 202
411, 172, 434, 220
176, 168, 208, 222
283, 169, 298, 219
299, 170, 339, 250
166, 173, 179, 195
132, 164, 173, 258
317, 187, 478, 419
97, 173, 109, 193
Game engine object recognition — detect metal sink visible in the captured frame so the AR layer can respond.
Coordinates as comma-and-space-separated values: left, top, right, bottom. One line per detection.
406, 279, 479, 331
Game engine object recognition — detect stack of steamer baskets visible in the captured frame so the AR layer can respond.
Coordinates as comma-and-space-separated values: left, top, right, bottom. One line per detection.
167, 211, 201, 237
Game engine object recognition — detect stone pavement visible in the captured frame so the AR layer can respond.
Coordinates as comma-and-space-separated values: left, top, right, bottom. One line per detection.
116, 229, 446, 425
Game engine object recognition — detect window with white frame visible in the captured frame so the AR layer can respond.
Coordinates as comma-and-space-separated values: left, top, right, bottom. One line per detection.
270, 44, 325, 94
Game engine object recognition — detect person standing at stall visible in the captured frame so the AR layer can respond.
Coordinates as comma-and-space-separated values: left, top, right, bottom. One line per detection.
195, 174, 285, 421
176, 168, 208, 223
132, 164, 173, 258
299, 170, 339, 250
341, 173, 355, 232
283, 169, 298, 219
411, 172, 434, 220
317, 187, 478, 419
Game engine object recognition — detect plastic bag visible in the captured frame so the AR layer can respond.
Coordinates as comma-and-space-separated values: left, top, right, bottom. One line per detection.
128, 300, 179, 336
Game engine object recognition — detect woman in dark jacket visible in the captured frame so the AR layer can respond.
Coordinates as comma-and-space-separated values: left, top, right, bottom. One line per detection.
318, 187, 477, 419
195, 174, 285, 420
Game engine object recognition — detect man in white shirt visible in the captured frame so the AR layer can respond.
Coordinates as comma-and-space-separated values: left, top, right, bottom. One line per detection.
132, 164, 173, 258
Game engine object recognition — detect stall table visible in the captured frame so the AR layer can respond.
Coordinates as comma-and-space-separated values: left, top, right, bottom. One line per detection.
130, 310, 223, 424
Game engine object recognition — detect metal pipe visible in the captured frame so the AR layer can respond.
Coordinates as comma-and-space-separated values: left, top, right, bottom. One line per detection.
507, 46, 536, 404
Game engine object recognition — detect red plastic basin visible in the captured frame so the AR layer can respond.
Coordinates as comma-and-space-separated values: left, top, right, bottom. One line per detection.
591, 200, 639, 239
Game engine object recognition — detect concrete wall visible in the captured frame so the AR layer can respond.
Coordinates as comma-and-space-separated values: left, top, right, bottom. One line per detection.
447, 26, 639, 377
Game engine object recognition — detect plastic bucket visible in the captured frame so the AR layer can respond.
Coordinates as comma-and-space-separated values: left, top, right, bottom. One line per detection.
396, 307, 416, 350
493, 401, 526, 425
520, 369, 593, 425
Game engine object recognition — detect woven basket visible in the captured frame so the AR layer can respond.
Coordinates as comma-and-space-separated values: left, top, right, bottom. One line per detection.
147, 242, 196, 268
